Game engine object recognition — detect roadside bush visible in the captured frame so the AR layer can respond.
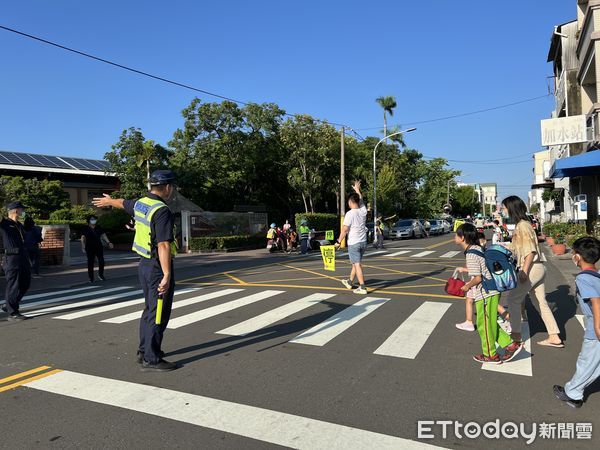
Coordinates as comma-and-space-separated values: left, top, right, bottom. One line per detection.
189, 234, 264, 252
49, 205, 95, 222
294, 213, 338, 232
98, 209, 132, 234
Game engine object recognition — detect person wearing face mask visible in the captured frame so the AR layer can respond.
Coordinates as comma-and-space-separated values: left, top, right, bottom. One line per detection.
0, 201, 31, 321
92, 169, 178, 372
81, 215, 113, 283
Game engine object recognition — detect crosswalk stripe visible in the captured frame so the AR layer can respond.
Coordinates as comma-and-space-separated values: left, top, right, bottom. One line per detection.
365, 250, 387, 257
25, 370, 441, 449
374, 302, 451, 359
439, 251, 460, 258
20, 287, 131, 312
575, 314, 585, 329
101, 288, 244, 324
53, 288, 202, 320
482, 321, 532, 377
11, 286, 99, 304
387, 250, 411, 257
289, 297, 389, 346
411, 251, 435, 258
168, 290, 284, 330
27, 290, 144, 317
216, 293, 336, 336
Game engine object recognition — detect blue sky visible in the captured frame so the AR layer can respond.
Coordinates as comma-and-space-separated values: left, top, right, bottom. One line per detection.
1, 0, 575, 201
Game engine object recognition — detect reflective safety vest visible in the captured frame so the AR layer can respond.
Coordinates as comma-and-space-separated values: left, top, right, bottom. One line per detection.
299, 225, 310, 240
132, 197, 178, 259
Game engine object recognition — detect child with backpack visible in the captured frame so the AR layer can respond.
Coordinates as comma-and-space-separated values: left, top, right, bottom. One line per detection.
554, 237, 600, 408
454, 223, 522, 363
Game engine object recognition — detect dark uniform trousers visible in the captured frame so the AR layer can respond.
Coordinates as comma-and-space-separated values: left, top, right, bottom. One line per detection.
3, 255, 31, 314
138, 258, 175, 364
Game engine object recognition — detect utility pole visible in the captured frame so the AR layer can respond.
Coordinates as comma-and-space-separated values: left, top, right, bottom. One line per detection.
340, 126, 345, 217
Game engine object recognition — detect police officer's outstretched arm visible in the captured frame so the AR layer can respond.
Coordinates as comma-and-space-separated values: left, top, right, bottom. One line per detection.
157, 241, 171, 295
92, 194, 125, 209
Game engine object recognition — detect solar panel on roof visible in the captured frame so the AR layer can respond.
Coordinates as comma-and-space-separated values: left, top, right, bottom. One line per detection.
0, 151, 108, 172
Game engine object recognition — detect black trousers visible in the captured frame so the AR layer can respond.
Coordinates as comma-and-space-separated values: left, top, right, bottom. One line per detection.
86, 247, 104, 281
3, 261, 31, 315
138, 259, 175, 364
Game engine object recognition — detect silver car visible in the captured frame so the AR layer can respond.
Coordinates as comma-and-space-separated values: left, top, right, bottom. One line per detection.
391, 219, 426, 239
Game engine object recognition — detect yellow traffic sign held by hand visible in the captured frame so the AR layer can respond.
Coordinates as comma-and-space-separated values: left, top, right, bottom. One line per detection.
325, 230, 334, 241
320, 245, 336, 271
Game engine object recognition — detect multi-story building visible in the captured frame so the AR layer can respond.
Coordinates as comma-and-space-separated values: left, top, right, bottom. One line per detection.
545, 4, 600, 228
480, 183, 498, 216
528, 150, 553, 223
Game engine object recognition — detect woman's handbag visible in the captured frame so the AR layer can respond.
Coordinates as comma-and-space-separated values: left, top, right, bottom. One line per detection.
445, 269, 466, 297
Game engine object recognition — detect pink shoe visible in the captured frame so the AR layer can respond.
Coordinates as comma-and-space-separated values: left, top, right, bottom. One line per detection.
455, 321, 475, 332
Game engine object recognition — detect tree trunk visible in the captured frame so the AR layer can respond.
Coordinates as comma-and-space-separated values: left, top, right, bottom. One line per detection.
309, 195, 315, 214
383, 111, 387, 142
302, 192, 309, 213
146, 159, 151, 191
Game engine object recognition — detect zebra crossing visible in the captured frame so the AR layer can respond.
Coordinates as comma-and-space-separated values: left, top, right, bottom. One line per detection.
3, 284, 541, 376
340, 248, 462, 259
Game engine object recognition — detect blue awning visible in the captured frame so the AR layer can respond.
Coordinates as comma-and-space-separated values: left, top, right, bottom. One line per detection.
550, 150, 600, 178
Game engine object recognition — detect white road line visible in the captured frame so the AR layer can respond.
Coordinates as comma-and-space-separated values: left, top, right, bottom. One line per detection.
14, 286, 99, 304
483, 322, 532, 377
53, 288, 202, 320
20, 287, 131, 312
101, 288, 244, 324
25, 371, 441, 450
216, 293, 336, 336
439, 251, 460, 258
575, 314, 586, 329
365, 250, 387, 257
168, 290, 284, 330
411, 251, 436, 258
374, 302, 451, 359
27, 290, 144, 317
387, 250, 411, 257
290, 297, 390, 346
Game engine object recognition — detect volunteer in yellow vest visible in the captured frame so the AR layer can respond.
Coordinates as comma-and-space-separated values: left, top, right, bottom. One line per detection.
299, 219, 310, 254
92, 169, 178, 372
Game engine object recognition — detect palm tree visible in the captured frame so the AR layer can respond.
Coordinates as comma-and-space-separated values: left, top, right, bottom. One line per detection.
386, 125, 406, 148
137, 140, 157, 190
375, 96, 397, 140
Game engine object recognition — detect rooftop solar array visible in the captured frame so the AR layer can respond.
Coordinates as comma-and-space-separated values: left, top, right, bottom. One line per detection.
0, 151, 110, 172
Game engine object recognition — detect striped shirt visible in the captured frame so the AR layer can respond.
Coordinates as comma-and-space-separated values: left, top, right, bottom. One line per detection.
465, 245, 499, 301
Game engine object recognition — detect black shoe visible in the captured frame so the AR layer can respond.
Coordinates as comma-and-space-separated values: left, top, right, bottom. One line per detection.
1, 305, 7, 313
553, 385, 583, 408
98, 275, 106, 281
141, 359, 177, 372
136, 350, 165, 364
8, 313, 28, 322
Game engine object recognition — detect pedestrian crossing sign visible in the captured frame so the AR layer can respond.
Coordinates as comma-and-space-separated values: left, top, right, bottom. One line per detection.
325, 230, 334, 240
320, 245, 336, 271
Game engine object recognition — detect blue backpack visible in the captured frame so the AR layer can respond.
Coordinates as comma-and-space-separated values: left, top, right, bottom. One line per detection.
466, 244, 518, 293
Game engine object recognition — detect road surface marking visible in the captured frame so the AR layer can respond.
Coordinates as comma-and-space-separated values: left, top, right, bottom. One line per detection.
216, 293, 335, 336
0, 368, 61, 393
575, 314, 585, 329
388, 250, 411, 257
17, 287, 129, 311
3, 286, 99, 306
483, 322, 532, 377
278, 263, 341, 283
412, 251, 436, 258
0, 366, 51, 385
374, 302, 451, 359
53, 288, 202, 320
439, 251, 460, 258
426, 238, 454, 249
224, 272, 247, 285
24, 370, 442, 449
290, 297, 389, 346
27, 290, 144, 317
101, 288, 244, 324
168, 290, 284, 329
365, 250, 387, 257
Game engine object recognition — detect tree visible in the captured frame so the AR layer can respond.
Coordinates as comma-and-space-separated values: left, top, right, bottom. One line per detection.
105, 128, 169, 198
0, 176, 70, 218
416, 158, 460, 217
375, 95, 397, 140
451, 185, 481, 217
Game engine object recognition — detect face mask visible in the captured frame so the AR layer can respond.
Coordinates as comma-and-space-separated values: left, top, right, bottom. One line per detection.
90, 219, 97, 225
19, 211, 26, 220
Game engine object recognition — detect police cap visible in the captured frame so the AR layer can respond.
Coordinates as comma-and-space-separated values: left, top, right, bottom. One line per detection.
6, 201, 26, 210
149, 170, 176, 186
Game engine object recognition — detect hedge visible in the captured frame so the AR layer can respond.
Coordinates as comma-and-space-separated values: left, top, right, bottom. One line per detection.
189, 234, 264, 252
294, 213, 338, 233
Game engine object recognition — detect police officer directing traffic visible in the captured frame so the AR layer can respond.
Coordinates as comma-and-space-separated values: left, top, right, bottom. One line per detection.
92, 170, 178, 372
0, 201, 32, 321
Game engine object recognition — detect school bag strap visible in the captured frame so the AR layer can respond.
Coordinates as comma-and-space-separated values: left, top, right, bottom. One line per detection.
576, 270, 600, 280
464, 248, 485, 258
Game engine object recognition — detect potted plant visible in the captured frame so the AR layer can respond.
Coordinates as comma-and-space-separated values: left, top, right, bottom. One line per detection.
552, 234, 567, 255
544, 223, 556, 246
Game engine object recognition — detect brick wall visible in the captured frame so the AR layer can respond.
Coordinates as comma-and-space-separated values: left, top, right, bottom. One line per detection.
40, 226, 68, 266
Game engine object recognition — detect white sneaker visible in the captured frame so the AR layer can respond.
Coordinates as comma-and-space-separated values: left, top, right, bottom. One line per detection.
353, 287, 368, 295
341, 279, 355, 290
455, 321, 475, 332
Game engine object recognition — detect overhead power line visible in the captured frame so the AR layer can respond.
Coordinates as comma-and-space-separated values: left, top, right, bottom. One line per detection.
355, 94, 551, 130
0, 24, 348, 127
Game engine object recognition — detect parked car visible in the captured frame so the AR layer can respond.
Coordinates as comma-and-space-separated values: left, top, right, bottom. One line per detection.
391, 219, 426, 239
429, 220, 442, 235
440, 219, 452, 233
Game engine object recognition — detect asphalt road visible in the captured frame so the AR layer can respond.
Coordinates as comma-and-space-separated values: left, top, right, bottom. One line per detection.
1, 233, 598, 449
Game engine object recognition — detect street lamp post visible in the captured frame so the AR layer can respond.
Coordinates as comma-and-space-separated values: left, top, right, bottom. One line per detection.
373, 128, 416, 238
